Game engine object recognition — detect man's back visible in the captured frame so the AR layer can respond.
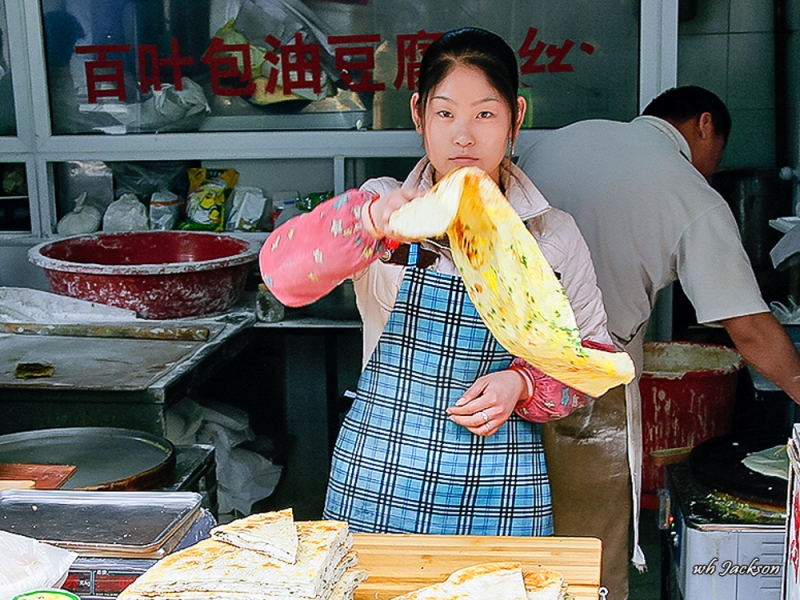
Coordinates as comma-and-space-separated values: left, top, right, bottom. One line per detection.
517, 116, 758, 345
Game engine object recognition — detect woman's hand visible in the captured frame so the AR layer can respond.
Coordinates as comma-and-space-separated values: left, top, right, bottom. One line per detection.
362, 188, 422, 242
446, 370, 527, 437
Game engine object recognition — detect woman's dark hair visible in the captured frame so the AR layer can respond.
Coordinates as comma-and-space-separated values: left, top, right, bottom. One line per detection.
416, 27, 521, 139
642, 85, 731, 141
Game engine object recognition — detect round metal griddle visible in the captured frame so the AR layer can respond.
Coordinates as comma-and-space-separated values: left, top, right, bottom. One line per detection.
0, 427, 174, 490
689, 430, 788, 508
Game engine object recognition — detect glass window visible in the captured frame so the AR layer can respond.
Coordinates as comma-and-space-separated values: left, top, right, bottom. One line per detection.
0, 164, 30, 232
0, 1, 15, 136
41, 0, 639, 134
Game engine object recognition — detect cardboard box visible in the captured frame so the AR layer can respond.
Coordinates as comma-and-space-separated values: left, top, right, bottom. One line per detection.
783, 424, 800, 599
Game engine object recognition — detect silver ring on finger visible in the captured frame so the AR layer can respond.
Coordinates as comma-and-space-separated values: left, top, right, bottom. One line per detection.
480, 410, 489, 424
484, 422, 491, 433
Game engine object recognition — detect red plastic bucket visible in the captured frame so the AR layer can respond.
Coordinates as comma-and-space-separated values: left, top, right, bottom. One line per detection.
28, 231, 258, 319
639, 341, 744, 504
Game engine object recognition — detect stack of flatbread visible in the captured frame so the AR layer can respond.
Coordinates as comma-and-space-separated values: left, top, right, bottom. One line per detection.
118, 508, 368, 600
389, 562, 571, 600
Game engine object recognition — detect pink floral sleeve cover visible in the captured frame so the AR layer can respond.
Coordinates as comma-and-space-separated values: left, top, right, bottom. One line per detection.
259, 189, 384, 307
512, 339, 618, 423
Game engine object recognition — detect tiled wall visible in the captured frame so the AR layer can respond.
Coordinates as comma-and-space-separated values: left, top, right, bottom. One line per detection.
790, 0, 800, 206
677, 0, 797, 171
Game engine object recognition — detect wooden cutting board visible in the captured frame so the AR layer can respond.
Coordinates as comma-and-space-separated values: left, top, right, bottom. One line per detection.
0, 463, 77, 489
352, 533, 602, 599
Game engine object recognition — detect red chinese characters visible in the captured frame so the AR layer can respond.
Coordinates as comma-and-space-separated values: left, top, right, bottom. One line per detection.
329, 34, 385, 92
519, 26, 595, 76
201, 36, 255, 96
71, 26, 598, 104
281, 33, 323, 95
75, 44, 131, 103
393, 30, 442, 91
138, 39, 194, 93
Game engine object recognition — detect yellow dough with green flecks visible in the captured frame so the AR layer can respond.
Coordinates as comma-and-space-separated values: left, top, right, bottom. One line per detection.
389, 166, 635, 397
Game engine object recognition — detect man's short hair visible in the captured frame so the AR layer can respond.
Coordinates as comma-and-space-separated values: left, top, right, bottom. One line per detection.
642, 86, 731, 141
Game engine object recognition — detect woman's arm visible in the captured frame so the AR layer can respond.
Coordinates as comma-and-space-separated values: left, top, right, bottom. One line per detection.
259, 189, 388, 307
510, 339, 617, 423
447, 337, 619, 435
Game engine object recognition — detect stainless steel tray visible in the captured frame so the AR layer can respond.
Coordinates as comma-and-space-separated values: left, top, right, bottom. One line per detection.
0, 489, 202, 558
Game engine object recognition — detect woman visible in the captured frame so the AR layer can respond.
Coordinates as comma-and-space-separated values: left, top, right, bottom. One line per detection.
260, 27, 614, 537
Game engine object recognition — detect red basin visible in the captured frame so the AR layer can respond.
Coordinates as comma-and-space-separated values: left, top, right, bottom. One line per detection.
28, 231, 259, 319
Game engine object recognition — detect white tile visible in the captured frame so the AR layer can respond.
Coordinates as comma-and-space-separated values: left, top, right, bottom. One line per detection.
790, 44, 800, 164
727, 33, 775, 110
678, 34, 729, 97
679, 0, 730, 35
730, 0, 773, 32
723, 108, 776, 168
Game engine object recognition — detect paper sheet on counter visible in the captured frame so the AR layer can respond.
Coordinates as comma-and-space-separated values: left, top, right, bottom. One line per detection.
0, 287, 139, 323
771, 223, 800, 270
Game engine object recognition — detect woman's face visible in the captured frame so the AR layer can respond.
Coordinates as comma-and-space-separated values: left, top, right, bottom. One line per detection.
412, 64, 524, 185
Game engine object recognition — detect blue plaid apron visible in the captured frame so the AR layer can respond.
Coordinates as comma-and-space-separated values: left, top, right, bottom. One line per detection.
323, 244, 553, 536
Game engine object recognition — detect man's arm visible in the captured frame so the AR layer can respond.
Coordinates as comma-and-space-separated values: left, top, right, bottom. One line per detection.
721, 312, 800, 404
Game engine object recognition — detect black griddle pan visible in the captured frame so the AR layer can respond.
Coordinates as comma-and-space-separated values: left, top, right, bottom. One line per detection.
0, 427, 174, 490
689, 429, 789, 507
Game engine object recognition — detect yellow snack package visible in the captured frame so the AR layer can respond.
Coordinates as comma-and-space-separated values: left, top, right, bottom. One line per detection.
181, 168, 239, 231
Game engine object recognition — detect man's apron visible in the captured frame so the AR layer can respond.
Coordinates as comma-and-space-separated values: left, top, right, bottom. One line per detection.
324, 245, 553, 536
541, 329, 645, 600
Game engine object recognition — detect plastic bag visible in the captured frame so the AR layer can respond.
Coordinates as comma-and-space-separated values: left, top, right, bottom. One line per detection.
102, 193, 149, 232
165, 397, 282, 517
72, 77, 209, 135
770, 296, 800, 324
228, 0, 338, 96
56, 192, 102, 236
137, 77, 210, 132
273, 199, 301, 228
110, 161, 192, 201
226, 186, 269, 232
742, 444, 789, 481
149, 190, 182, 231
180, 168, 238, 232
0, 530, 77, 600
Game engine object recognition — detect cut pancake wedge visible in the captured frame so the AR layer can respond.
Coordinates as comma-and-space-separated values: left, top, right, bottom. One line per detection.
523, 569, 568, 600
211, 507, 298, 563
391, 562, 528, 600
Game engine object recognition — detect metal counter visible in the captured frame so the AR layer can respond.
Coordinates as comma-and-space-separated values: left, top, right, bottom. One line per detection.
0, 307, 255, 436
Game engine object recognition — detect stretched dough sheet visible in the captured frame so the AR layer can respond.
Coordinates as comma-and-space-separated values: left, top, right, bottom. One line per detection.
390, 167, 634, 397
742, 444, 789, 481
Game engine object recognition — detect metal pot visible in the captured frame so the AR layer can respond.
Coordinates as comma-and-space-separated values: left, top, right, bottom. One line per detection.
710, 168, 791, 270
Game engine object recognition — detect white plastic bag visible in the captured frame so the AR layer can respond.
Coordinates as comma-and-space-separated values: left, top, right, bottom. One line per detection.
226, 186, 269, 232
0, 530, 77, 600
56, 192, 102, 236
771, 296, 800, 324
149, 190, 182, 231
102, 193, 149, 232
165, 397, 282, 516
